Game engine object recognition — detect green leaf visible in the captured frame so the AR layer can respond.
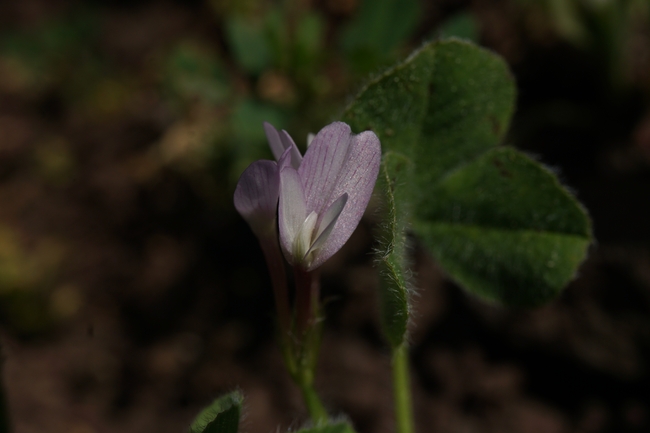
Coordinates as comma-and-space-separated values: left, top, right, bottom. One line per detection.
189, 391, 243, 433
343, 44, 433, 154
415, 40, 515, 187
415, 148, 591, 306
295, 421, 356, 433
342, 38, 591, 315
374, 152, 413, 347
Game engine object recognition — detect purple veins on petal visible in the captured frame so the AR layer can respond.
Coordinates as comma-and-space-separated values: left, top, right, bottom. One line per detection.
276, 121, 381, 271
299, 122, 353, 214
233, 160, 280, 237
303, 128, 381, 270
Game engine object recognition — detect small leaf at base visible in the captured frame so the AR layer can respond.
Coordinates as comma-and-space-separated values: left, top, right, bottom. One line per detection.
189, 391, 243, 433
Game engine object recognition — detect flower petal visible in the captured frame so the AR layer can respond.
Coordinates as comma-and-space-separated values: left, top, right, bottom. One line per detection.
298, 211, 319, 261
263, 122, 285, 161
280, 130, 303, 169
233, 160, 280, 237
308, 130, 381, 269
264, 122, 303, 168
306, 133, 315, 147
278, 146, 293, 170
306, 193, 348, 262
298, 122, 353, 214
278, 165, 307, 264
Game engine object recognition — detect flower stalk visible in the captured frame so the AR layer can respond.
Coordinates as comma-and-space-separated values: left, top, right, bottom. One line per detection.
287, 266, 327, 424
392, 344, 414, 433
234, 121, 381, 426
293, 267, 319, 337
258, 235, 291, 333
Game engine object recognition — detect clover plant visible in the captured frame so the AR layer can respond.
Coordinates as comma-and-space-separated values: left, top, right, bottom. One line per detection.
191, 38, 592, 433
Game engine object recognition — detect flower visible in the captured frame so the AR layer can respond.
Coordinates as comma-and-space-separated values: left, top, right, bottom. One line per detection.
277, 122, 381, 271
234, 121, 381, 272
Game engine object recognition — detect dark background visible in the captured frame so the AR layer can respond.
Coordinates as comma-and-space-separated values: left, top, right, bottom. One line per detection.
0, 0, 649, 432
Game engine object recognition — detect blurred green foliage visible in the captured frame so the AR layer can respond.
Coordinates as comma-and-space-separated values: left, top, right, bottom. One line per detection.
341, 0, 420, 73
164, 41, 232, 106
0, 228, 72, 336
226, 16, 273, 75
436, 13, 479, 42
519, 0, 650, 89
0, 11, 99, 93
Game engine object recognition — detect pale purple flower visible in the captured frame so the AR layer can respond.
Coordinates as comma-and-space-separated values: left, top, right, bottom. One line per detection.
234, 121, 381, 272
277, 122, 381, 271
233, 159, 280, 238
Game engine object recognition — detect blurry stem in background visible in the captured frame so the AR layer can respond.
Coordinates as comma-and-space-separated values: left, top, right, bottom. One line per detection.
259, 235, 291, 333
392, 344, 414, 433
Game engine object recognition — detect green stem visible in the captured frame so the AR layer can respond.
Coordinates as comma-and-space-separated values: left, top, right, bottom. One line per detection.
297, 375, 328, 425
291, 267, 327, 424
393, 344, 414, 433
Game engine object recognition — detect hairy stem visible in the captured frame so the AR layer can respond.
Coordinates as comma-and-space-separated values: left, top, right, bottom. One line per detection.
292, 266, 327, 424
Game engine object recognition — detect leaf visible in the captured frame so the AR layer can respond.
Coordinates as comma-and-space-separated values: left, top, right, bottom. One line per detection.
415, 40, 515, 187
343, 44, 433, 154
415, 148, 591, 306
189, 391, 243, 433
374, 152, 413, 347
295, 421, 356, 433
342, 38, 591, 314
